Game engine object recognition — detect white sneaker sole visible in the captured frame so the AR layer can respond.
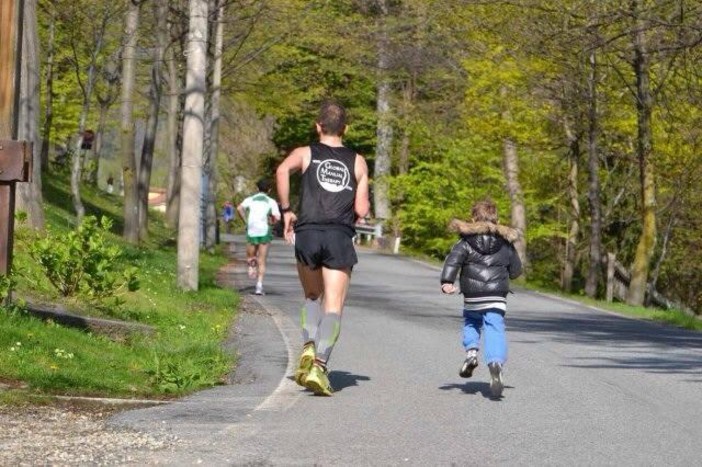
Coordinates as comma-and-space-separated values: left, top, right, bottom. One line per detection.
489, 364, 504, 398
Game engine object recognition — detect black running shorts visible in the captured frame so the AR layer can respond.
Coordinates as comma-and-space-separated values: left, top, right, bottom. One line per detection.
294, 228, 358, 270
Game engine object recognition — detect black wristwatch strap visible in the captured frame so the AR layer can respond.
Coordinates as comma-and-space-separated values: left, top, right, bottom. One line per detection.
281, 206, 292, 213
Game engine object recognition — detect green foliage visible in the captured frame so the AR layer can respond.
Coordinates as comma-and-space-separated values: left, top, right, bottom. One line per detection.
392, 136, 506, 258
146, 349, 229, 394
2, 171, 237, 398
0, 274, 15, 303
27, 216, 139, 302
462, 46, 553, 148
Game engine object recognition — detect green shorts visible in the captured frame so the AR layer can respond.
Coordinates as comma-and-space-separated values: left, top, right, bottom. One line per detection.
247, 233, 273, 245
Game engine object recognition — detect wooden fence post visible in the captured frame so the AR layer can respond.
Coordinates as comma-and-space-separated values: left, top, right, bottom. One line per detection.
0, 0, 31, 287
606, 252, 616, 303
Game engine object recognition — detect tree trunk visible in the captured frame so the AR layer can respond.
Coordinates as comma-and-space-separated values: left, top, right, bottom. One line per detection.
502, 137, 528, 272
93, 98, 111, 185
16, 0, 44, 230
120, 0, 141, 243
39, 4, 55, 172
178, 0, 208, 291
88, 67, 119, 188
373, 0, 392, 222
562, 123, 579, 293
165, 15, 183, 229
69, 11, 107, 221
137, 0, 166, 241
203, 0, 224, 252
649, 207, 675, 296
585, 49, 603, 298
397, 76, 415, 176
627, 2, 657, 306
137, 59, 162, 241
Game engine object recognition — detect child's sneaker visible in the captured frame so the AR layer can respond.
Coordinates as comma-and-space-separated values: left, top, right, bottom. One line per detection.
247, 259, 258, 279
254, 282, 264, 295
459, 348, 479, 378
294, 343, 315, 387
488, 362, 504, 398
304, 362, 333, 396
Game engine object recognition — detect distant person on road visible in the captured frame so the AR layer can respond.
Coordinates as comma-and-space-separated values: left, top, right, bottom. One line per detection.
237, 179, 281, 295
222, 200, 235, 233
276, 100, 370, 396
440, 198, 522, 398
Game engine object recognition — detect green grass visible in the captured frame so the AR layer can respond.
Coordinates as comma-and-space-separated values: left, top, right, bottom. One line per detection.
524, 284, 702, 331
1, 172, 239, 401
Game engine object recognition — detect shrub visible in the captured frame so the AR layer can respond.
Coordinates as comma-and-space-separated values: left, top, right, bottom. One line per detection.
28, 216, 139, 302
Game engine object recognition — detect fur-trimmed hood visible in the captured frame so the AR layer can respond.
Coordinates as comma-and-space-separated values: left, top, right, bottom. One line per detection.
449, 219, 521, 244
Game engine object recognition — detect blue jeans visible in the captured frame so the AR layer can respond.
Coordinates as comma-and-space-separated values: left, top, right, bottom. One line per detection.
462, 308, 507, 365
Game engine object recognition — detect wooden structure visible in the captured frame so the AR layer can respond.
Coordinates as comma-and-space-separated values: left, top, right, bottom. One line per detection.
0, 141, 32, 275
1, 0, 32, 278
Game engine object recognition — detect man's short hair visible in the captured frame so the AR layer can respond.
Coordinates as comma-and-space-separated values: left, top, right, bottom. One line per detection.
316, 100, 347, 136
256, 178, 270, 193
472, 198, 498, 223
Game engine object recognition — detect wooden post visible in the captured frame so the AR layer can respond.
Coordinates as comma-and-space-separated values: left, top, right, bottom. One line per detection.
0, 141, 32, 273
0, 0, 29, 279
606, 252, 616, 303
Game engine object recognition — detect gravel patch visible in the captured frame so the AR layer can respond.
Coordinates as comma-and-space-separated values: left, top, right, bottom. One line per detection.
0, 403, 175, 466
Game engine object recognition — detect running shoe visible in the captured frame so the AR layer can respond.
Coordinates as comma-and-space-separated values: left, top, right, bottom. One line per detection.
459, 348, 479, 378
294, 343, 315, 387
488, 362, 504, 398
254, 282, 264, 295
305, 362, 334, 396
247, 259, 258, 279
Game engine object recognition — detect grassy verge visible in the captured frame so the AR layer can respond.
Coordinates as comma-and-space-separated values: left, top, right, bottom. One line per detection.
0, 172, 239, 402
518, 282, 701, 331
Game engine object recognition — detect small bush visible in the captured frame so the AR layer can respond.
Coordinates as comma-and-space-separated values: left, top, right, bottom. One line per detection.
28, 216, 139, 302
0, 273, 15, 302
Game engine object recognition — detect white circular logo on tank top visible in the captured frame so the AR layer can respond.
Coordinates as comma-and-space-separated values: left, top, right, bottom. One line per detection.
316, 159, 352, 193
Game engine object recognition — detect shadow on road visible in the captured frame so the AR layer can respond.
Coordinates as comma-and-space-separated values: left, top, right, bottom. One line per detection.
438, 382, 508, 401
285, 371, 370, 394
329, 371, 370, 392
509, 311, 702, 379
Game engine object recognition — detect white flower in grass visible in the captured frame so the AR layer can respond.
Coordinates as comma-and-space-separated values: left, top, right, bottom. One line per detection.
54, 348, 74, 359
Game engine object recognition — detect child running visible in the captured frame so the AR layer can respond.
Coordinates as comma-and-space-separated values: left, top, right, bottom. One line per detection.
440, 198, 522, 398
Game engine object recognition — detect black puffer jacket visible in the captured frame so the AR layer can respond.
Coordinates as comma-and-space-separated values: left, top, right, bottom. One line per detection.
440, 220, 523, 298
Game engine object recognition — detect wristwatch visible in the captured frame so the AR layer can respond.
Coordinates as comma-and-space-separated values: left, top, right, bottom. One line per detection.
280, 206, 292, 213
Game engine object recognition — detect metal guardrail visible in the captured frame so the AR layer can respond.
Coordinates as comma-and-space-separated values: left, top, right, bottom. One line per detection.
354, 222, 383, 239
353, 222, 402, 254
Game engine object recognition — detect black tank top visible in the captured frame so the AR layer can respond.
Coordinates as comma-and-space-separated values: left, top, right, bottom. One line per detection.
295, 142, 357, 236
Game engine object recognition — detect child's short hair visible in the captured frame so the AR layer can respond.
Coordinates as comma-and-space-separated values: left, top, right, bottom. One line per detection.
472, 198, 498, 223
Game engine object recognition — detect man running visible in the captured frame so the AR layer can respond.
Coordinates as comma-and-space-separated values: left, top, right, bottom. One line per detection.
237, 179, 281, 295
276, 100, 370, 396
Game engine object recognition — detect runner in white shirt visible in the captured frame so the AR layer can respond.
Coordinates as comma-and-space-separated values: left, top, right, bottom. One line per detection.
237, 179, 281, 295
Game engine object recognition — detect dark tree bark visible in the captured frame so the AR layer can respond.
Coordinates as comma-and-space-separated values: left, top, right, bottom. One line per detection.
627, 1, 657, 306
585, 49, 603, 298
39, 3, 55, 172
137, 0, 167, 241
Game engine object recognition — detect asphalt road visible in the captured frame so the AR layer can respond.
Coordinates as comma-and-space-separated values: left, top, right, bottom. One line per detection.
110, 236, 702, 466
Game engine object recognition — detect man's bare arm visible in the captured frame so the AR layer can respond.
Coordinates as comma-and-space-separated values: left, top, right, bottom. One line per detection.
236, 204, 246, 222
276, 146, 309, 243
354, 155, 370, 219
275, 147, 308, 208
